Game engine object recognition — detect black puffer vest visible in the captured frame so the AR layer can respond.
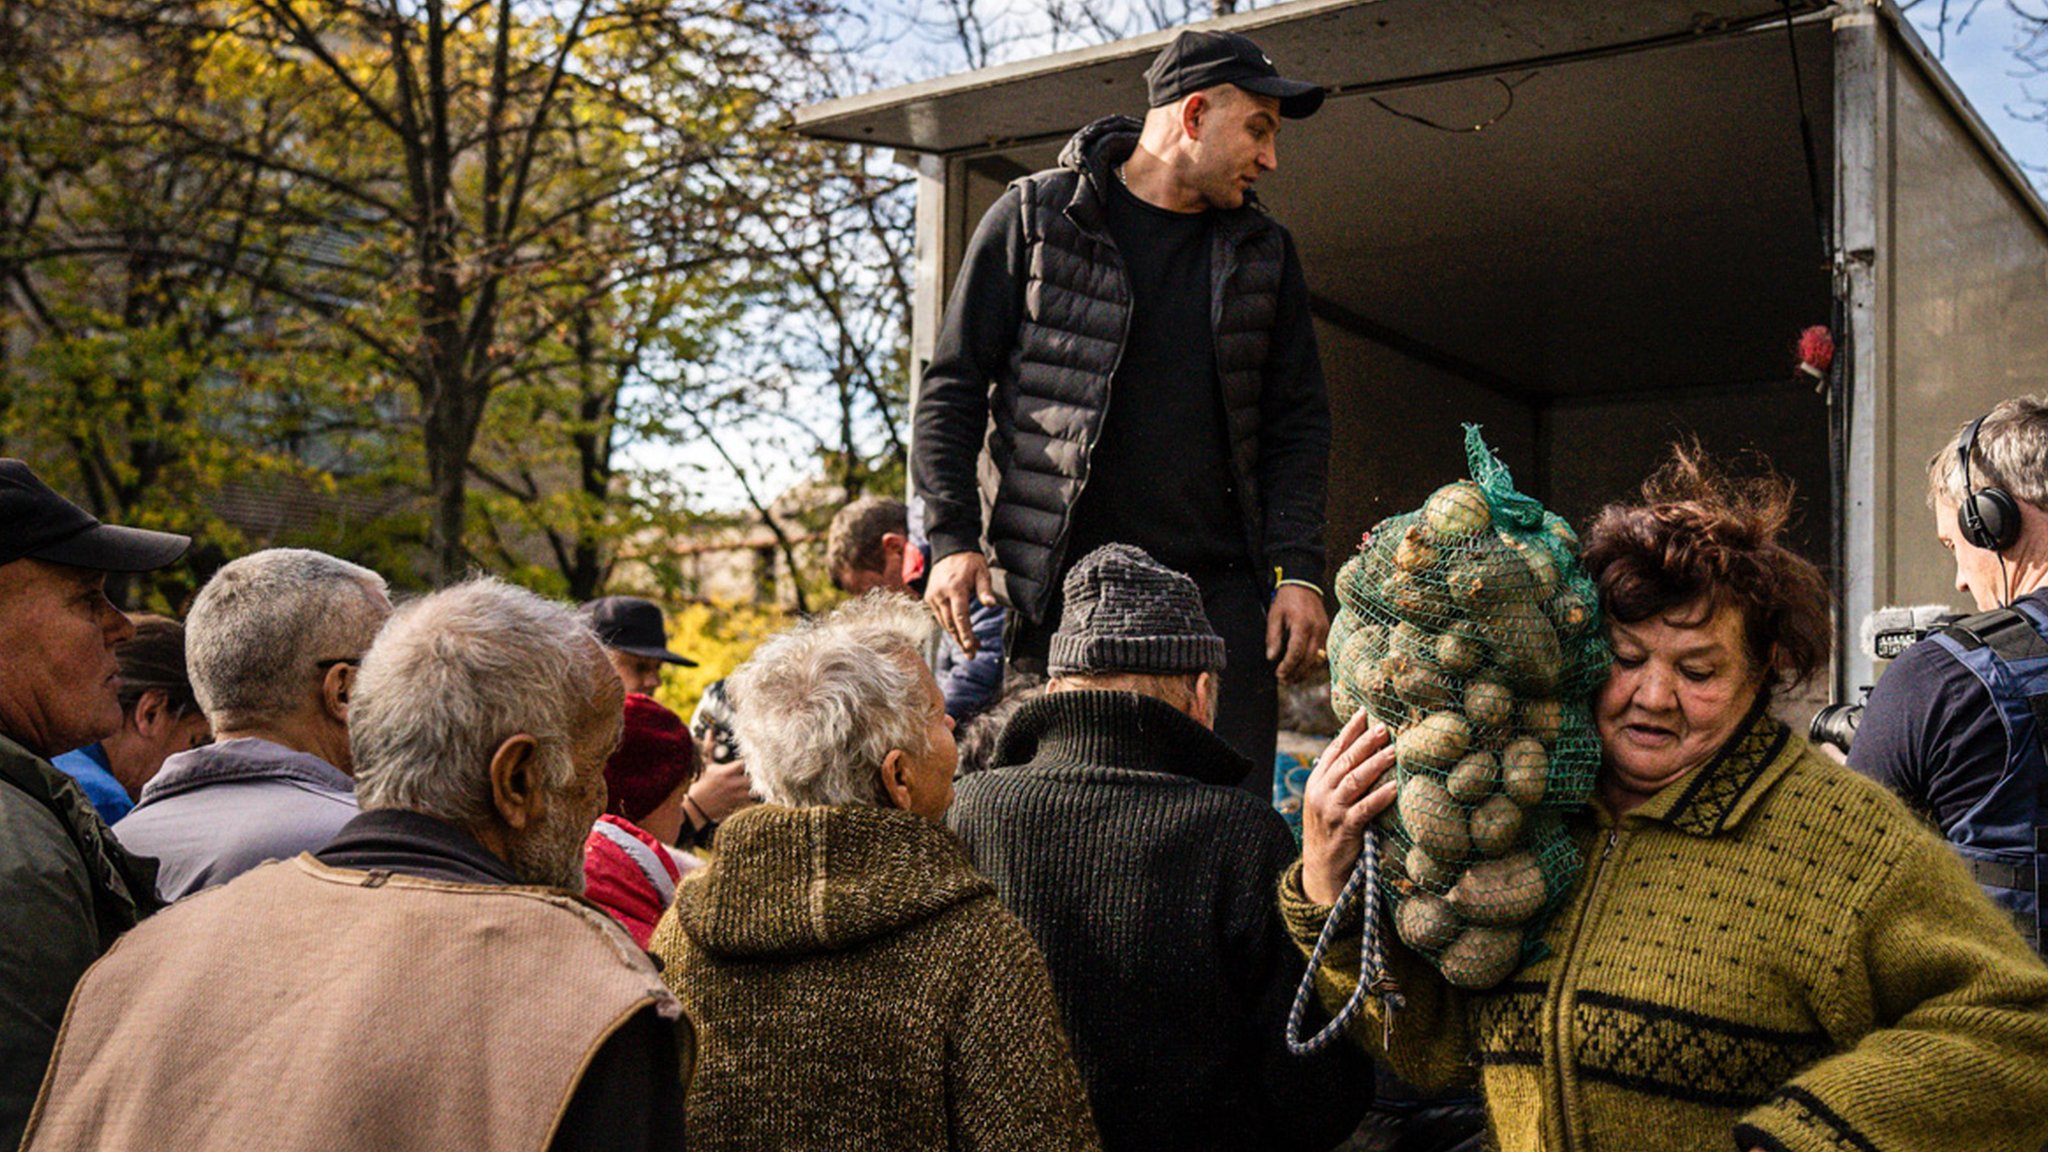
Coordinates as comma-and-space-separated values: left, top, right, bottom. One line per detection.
985, 116, 1285, 624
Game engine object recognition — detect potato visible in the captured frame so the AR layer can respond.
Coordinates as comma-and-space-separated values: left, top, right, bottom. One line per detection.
1349, 531, 1400, 591
1405, 843, 1460, 891
1544, 585, 1595, 639
1439, 925, 1524, 989
1435, 626, 1488, 675
1396, 892, 1461, 952
1448, 852, 1546, 926
1489, 601, 1562, 695
1464, 679, 1514, 736
1446, 545, 1525, 608
1340, 623, 1385, 684
1393, 656, 1454, 712
1394, 523, 1440, 573
1502, 533, 1561, 599
1384, 571, 1441, 622
1469, 794, 1525, 857
1518, 698, 1564, 744
1395, 712, 1471, 771
1326, 608, 1357, 659
1445, 751, 1500, 804
1422, 480, 1492, 540
1389, 621, 1432, 665
1501, 738, 1549, 808
1397, 774, 1470, 860
1365, 663, 1413, 729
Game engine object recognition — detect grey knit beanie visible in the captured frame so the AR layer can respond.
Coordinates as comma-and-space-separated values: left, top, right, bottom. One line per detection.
1048, 544, 1226, 676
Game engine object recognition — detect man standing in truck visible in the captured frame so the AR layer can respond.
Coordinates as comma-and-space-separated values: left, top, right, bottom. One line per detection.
914, 28, 1332, 772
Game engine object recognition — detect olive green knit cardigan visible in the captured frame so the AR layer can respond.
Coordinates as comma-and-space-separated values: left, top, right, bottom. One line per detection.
649, 803, 1102, 1152
1284, 707, 2048, 1152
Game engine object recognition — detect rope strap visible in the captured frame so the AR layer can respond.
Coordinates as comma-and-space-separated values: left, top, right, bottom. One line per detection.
1285, 829, 1404, 1056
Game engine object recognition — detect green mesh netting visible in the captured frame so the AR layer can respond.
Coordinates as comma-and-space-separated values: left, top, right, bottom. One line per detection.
1328, 426, 1611, 990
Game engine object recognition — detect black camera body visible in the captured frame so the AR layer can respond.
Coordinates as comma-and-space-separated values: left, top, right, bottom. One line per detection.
1809, 686, 1870, 754
1808, 605, 1961, 754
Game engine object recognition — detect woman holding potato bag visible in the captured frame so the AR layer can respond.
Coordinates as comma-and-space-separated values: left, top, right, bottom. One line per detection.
1291, 446, 2048, 1152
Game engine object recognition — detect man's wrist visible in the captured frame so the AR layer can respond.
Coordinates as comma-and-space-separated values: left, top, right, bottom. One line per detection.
1275, 577, 1324, 598
1268, 552, 1326, 594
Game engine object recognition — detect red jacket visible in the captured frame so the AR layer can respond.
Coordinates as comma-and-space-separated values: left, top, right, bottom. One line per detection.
582, 815, 696, 948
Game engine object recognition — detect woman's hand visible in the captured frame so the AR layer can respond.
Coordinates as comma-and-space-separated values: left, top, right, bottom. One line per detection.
1302, 708, 1400, 904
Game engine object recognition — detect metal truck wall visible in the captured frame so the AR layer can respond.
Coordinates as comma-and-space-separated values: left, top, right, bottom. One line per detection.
1851, 15, 2048, 672
1317, 325, 1536, 558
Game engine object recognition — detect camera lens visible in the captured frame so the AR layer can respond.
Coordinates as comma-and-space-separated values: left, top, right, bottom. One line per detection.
1809, 703, 1863, 753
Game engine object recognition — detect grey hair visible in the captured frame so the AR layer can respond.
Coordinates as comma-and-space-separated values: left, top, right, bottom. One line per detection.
351, 577, 610, 825
727, 593, 938, 809
1926, 395, 2048, 511
186, 548, 390, 727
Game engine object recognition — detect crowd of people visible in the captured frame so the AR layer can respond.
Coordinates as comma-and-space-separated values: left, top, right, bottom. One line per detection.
3, 24, 2048, 1152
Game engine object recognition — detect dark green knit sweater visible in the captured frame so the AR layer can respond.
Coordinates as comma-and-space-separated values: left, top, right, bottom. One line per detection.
648, 803, 1101, 1152
948, 691, 1374, 1152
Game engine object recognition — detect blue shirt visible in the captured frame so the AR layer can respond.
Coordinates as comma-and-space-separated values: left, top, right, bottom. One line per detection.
50, 744, 133, 826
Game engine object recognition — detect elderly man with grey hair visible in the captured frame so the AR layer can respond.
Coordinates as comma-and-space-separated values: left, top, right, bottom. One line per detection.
23, 577, 688, 1152
648, 594, 1101, 1152
947, 544, 1373, 1152
114, 547, 391, 900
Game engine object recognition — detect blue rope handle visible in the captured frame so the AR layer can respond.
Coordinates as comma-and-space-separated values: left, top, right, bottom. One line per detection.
1285, 828, 1404, 1056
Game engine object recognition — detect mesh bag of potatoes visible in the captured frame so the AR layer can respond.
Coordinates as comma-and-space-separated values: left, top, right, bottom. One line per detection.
1327, 427, 1610, 990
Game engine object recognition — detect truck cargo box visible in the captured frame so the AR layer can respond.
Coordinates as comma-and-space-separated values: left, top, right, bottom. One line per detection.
795, 0, 2048, 709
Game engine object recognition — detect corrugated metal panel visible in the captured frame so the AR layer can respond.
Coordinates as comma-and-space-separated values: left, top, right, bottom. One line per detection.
792, 0, 1828, 153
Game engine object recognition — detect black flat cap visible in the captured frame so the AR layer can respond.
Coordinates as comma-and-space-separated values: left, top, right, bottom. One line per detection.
1144, 29, 1324, 119
0, 459, 190, 572
584, 596, 697, 666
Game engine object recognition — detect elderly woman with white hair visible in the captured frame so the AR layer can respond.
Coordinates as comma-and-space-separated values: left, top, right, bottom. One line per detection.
648, 594, 1102, 1152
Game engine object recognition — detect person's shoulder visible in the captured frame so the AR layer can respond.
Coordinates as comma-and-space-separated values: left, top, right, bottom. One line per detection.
0, 773, 83, 875
1767, 741, 1939, 852
1881, 627, 1978, 688
929, 885, 1046, 966
1007, 165, 1082, 210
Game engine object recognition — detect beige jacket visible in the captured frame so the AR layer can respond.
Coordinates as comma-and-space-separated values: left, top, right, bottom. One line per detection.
22, 854, 684, 1152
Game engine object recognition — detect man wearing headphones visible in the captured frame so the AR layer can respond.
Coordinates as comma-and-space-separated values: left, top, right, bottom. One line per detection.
1848, 397, 2048, 955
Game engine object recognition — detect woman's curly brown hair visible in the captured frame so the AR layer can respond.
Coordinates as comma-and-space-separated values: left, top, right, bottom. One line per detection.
1581, 442, 1832, 692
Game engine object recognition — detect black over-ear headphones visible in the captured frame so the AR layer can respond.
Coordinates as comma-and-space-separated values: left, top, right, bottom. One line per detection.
1958, 413, 2022, 553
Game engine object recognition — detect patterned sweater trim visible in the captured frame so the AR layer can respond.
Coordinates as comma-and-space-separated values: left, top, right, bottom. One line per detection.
1733, 1086, 1882, 1152
1569, 990, 1829, 1108
1638, 697, 1794, 837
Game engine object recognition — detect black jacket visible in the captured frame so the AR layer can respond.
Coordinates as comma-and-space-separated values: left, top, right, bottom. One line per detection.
914, 117, 1331, 624
0, 735, 159, 1150
946, 691, 1373, 1152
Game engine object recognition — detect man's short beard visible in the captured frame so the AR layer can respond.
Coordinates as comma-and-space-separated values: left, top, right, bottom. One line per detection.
506, 799, 590, 893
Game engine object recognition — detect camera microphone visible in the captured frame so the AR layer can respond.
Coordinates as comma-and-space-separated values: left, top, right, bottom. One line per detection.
1862, 604, 1960, 661
1813, 605, 1964, 754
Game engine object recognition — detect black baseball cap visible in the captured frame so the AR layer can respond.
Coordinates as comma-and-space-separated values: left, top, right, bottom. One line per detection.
584, 596, 698, 666
0, 459, 190, 572
1144, 29, 1324, 119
